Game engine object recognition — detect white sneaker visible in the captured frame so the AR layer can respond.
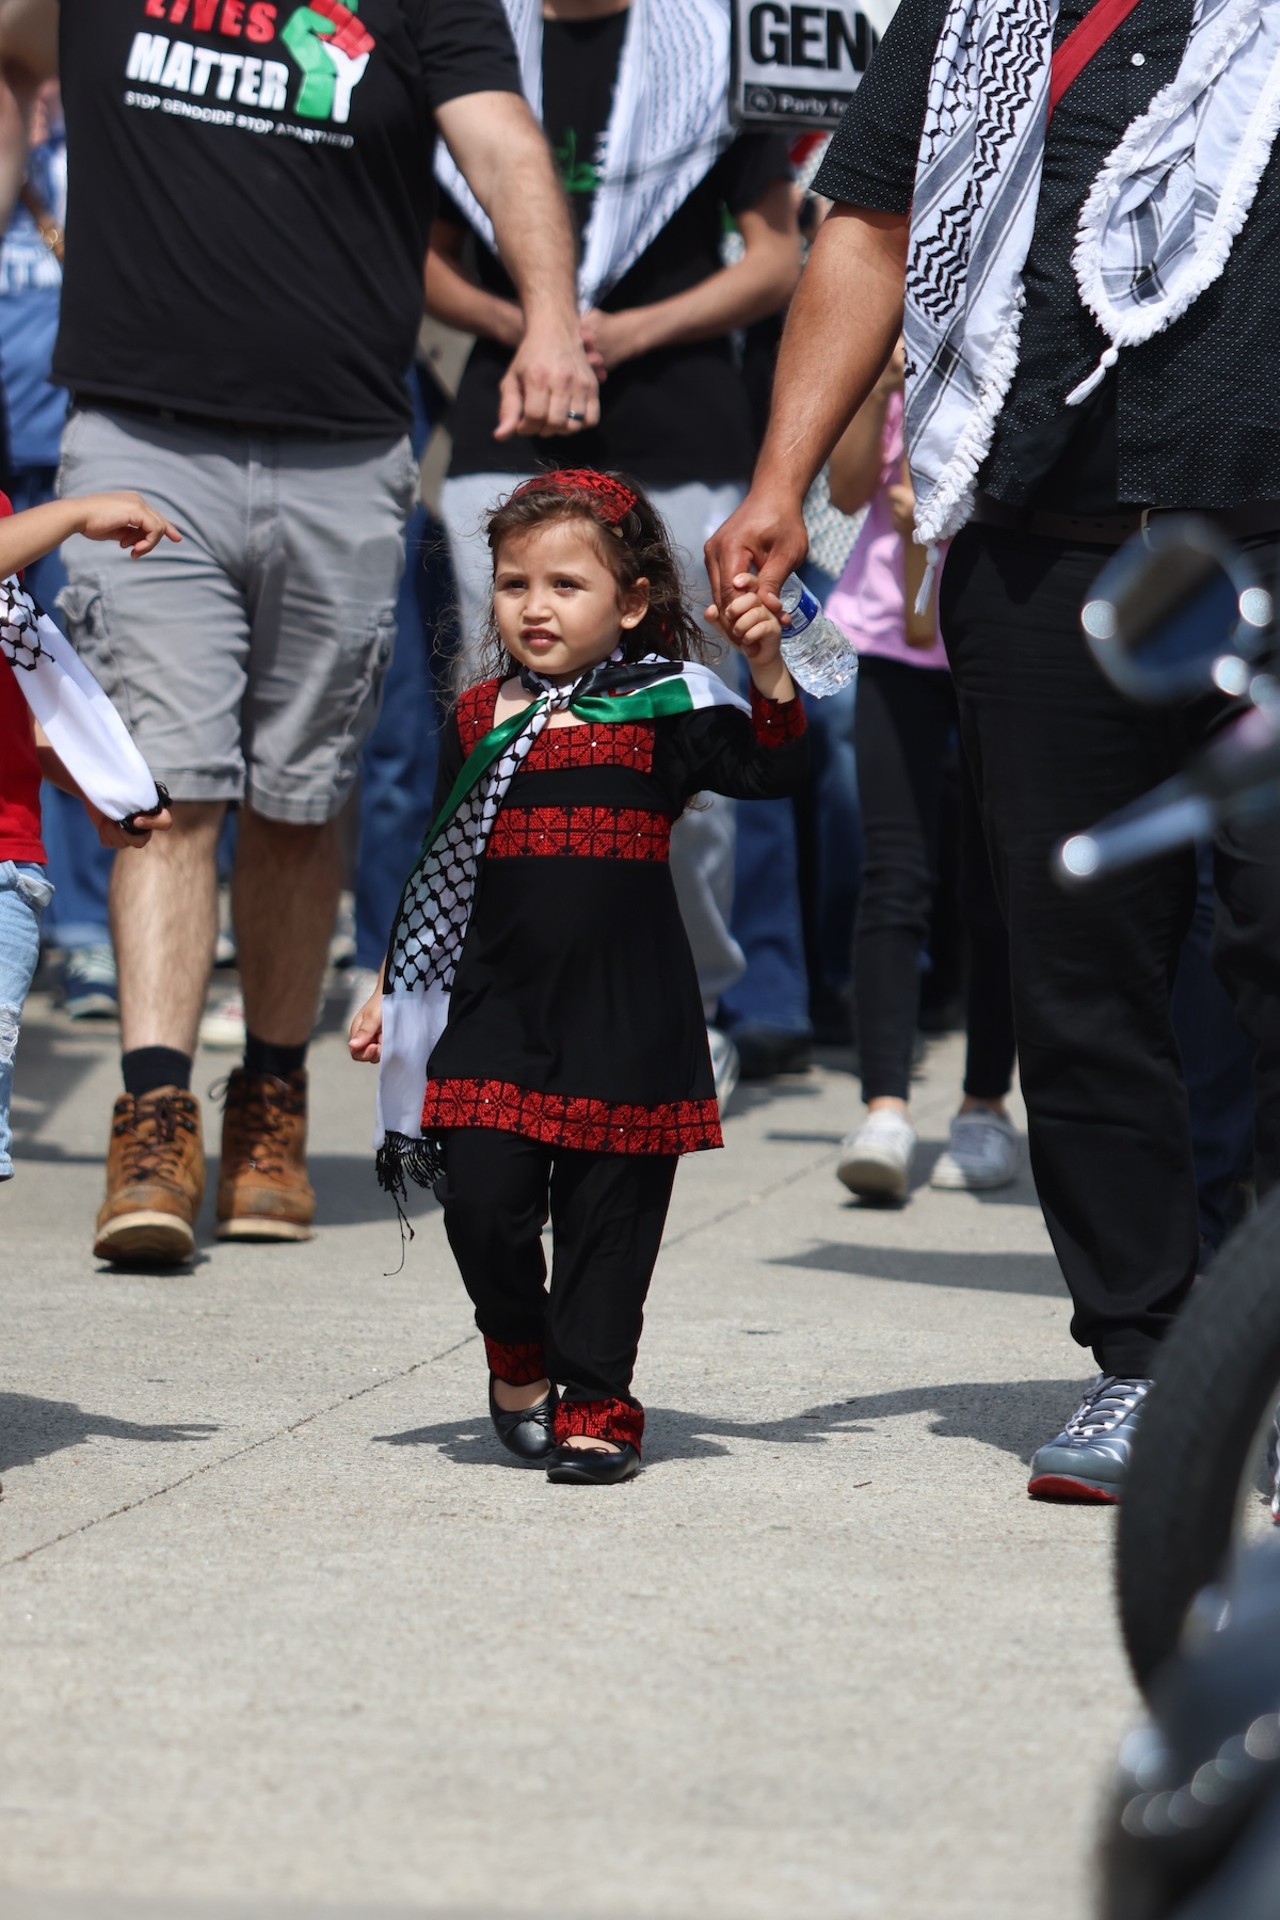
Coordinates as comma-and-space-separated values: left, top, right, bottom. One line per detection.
836, 1110, 918, 1201
931, 1110, 1019, 1190
198, 989, 246, 1052
707, 1027, 740, 1112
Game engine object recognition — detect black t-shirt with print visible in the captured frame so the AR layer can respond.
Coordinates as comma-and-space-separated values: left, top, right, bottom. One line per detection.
55, 0, 521, 435
443, 14, 791, 486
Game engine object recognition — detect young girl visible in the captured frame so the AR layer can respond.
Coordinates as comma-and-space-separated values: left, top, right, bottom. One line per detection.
351, 469, 807, 1484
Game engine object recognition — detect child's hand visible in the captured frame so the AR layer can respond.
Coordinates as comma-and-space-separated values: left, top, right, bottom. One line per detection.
349, 982, 384, 1064
887, 482, 916, 539
706, 573, 785, 666
75, 492, 182, 558
87, 800, 173, 848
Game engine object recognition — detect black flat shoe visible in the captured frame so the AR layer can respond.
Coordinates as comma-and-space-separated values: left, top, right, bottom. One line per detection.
488, 1377, 558, 1464
546, 1442, 641, 1485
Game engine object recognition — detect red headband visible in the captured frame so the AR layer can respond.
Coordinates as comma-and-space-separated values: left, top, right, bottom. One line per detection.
511, 469, 638, 526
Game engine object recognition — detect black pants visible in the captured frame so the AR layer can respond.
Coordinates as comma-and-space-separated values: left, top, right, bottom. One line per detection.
854, 654, 1017, 1103
440, 1128, 677, 1444
941, 525, 1280, 1374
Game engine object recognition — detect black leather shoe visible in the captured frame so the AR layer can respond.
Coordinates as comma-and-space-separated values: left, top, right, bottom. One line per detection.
488, 1377, 558, 1464
546, 1442, 641, 1485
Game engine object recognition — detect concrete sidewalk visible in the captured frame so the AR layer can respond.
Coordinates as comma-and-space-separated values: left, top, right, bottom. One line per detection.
0, 989, 1133, 1920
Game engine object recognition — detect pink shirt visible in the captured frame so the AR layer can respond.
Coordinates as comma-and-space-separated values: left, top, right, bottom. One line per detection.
825, 391, 948, 671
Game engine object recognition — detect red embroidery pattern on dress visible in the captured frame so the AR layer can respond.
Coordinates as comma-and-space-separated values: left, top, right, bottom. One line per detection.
484, 1337, 548, 1386
488, 806, 671, 862
456, 679, 504, 755
523, 722, 654, 772
422, 1078, 722, 1154
751, 684, 808, 746
555, 1397, 645, 1452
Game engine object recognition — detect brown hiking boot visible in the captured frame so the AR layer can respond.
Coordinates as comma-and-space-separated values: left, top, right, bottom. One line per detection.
216, 1067, 315, 1242
95, 1089, 205, 1265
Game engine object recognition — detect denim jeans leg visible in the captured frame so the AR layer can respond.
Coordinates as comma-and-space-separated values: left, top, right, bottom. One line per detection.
8, 464, 114, 952
0, 861, 54, 1178
353, 504, 453, 969
720, 657, 812, 1039
38, 784, 112, 949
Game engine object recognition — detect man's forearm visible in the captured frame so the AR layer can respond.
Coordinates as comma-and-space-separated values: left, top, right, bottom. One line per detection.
486, 141, 578, 333
755, 205, 907, 503
440, 95, 579, 333
434, 88, 596, 436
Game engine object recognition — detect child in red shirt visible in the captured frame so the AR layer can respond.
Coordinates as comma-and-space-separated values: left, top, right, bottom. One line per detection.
1, 486, 176, 1178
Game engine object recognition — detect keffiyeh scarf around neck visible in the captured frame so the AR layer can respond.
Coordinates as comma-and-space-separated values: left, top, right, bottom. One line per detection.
374, 657, 748, 1198
434, 0, 732, 308
0, 576, 161, 823
904, 0, 1280, 553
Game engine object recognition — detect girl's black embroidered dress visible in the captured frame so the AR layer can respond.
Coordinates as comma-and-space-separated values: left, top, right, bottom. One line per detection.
420, 677, 808, 1151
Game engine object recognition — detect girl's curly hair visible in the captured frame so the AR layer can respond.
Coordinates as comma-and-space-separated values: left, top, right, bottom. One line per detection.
473, 469, 714, 681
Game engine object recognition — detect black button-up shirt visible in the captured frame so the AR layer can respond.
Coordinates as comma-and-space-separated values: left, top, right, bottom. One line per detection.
814, 0, 1280, 512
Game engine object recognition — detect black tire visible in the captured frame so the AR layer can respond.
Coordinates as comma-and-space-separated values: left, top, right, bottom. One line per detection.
1118, 1185, 1280, 1696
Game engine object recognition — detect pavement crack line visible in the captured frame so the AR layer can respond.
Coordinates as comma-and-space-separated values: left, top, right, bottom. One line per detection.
0, 1332, 479, 1572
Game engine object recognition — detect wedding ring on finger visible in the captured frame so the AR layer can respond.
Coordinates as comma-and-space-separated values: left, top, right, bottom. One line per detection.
566, 410, 586, 425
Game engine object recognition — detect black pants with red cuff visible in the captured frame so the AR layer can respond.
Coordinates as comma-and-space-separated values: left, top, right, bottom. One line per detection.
439, 1127, 678, 1451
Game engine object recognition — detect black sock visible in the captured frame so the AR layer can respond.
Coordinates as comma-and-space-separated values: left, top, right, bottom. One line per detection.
243, 1032, 307, 1081
122, 1046, 192, 1098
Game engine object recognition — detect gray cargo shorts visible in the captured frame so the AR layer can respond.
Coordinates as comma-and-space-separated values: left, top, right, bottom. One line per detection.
56, 406, 420, 824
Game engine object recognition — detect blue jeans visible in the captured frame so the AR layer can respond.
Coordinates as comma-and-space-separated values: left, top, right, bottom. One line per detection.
12, 464, 113, 950
353, 504, 454, 968
720, 655, 812, 1039
353, 360, 454, 970
0, 860, 53, 1177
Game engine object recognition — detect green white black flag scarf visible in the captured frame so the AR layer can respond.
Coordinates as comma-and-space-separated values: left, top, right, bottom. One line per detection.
904, 0, 1280, 554
374, 658, 748, 1195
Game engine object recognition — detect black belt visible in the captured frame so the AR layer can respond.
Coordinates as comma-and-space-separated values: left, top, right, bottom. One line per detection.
969, 493, 1280, 546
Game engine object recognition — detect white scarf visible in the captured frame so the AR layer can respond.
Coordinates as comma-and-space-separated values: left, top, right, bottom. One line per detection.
904, 0, 1280, 552
0, 577, 161, 823
434, 0, 733, 308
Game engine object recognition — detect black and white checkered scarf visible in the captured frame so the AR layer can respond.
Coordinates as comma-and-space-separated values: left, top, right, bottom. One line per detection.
904, 0, 1280, 554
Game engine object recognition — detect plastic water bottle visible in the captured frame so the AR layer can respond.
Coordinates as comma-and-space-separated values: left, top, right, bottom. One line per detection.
778, 574, 858, 697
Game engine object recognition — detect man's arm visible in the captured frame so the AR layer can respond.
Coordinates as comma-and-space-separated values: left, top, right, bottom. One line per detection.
0, 0, 57, 85
704, 203, 907, 617
434, 89, 598, 439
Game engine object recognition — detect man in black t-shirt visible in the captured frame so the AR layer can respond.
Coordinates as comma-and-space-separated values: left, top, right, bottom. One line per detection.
425, 0, 800, 1067
707, 0, 1280, 1504
0, 0, 597, 1266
